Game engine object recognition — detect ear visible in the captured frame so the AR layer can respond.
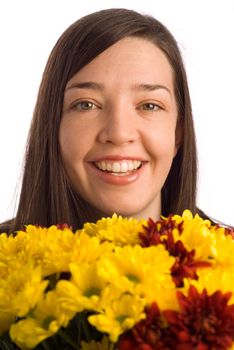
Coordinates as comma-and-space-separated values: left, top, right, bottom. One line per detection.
174, 118, 183, 157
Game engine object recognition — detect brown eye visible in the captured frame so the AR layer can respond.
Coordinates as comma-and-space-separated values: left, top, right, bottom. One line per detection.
142, 103, 160, 111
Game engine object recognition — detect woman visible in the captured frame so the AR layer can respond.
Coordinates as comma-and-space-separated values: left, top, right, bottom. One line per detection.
1, 8, 205, 233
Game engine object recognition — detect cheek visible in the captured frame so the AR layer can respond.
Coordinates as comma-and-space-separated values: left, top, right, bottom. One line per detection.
145, 124, 177, 158
59, 123, 83, 192
59, 120, 90, 163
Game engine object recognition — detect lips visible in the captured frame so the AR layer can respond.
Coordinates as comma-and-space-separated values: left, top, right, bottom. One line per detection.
89, 158, 146, 185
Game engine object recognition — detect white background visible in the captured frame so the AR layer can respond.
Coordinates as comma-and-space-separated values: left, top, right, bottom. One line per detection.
0, 0, 233, 225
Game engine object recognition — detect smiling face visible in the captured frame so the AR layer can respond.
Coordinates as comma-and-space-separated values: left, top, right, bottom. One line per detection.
59, 37, 180, 220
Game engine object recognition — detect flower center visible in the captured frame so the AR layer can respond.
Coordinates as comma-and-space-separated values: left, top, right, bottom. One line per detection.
84, 287, 101, 298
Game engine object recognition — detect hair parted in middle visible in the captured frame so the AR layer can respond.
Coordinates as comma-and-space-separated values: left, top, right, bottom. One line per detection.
13, 8, 197, 231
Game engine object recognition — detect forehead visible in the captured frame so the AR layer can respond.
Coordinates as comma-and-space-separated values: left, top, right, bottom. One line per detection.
66, 37, 175, 91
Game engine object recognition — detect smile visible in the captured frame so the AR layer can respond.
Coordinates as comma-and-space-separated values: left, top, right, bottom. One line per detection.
94, 160, 142, 175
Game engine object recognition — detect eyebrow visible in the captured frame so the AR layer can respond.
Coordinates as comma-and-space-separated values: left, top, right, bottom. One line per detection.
65, 81, 104, 91
132, 83, 171, 95
65, 81, 171, 96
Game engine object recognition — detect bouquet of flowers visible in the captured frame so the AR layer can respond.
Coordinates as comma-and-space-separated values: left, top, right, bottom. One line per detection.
1, 210, 234, 350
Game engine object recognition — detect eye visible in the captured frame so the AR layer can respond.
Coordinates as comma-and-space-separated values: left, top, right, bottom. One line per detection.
141, 102, 161, 111
72, 100, 96, 111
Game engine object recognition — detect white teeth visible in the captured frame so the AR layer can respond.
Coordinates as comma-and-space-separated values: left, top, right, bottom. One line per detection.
133, 160, 139, 169
112, 162, 120, 172
95, 160, 142, 173
107, 163, 112, 171
101, 161, 107, 171
120, 162, 128, 172
128, 162, 134, 171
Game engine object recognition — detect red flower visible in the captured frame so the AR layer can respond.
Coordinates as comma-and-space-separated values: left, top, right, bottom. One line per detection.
224, 226, 234, 239
118, 286, 234, 349
139, 218, 211, 287
56, 223, 72, 230
118, 302, 172, 350
163, 285, 234, 350
139, 216, 183, 247
166, 231, 211, 287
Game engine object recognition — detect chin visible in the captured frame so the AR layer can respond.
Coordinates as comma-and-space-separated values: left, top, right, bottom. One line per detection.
100, 206, 146, 219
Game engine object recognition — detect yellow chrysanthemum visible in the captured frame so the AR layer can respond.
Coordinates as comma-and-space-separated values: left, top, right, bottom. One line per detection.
56, 263, 110, 314
185, 267, 234, 305
0, 231, 31, 278
81, 336, 114, 350
97, 244, 177, 309
1, 225, 113, 278
172, 210, 214, 261
29, 226, 112, 275
10, 290, 72, 349
0, 225, 77, 277
35, 290, 73, 327
10, 318, 56, 350
24, 227, 113, 276
0, 261, 48, 320
88, 294, 146, 342
23, 224, 77, 276
209, 226, 234, 267
71, 231, 114, 264
83, 213, 146, 246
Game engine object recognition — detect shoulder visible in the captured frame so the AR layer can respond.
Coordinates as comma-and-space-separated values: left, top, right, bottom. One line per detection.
197, 208, 233, 230
196, 208, 216, 224
0, 219, 15, 234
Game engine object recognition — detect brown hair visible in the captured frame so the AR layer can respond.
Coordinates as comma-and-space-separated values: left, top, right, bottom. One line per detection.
4, 8, 199, 232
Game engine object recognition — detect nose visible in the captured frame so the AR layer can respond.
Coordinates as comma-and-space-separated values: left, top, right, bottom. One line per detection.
98, 104, 139, 145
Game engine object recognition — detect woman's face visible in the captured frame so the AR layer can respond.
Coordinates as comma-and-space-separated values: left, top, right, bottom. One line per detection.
60, 37, 180, 220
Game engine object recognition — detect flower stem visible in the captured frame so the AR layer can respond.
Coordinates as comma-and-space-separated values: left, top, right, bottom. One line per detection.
80, 316, 91, 341
58, 329, 78, 349
41, 342, 51, 350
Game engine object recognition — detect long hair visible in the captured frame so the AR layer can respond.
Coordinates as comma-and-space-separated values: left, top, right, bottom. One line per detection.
6, 8, 198, 231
